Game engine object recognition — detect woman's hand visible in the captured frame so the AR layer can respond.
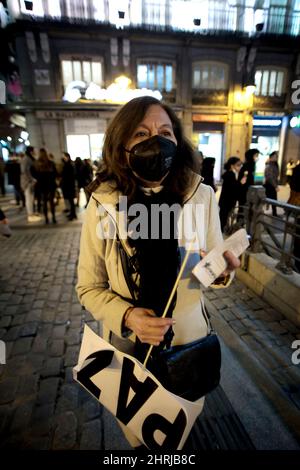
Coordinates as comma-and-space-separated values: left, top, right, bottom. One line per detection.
200, 249, 240, 278
221, 250, 240, 276
125, 307, 174, 346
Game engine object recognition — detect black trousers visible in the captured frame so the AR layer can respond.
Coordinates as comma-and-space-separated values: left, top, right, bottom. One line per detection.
264, 183, 277, 216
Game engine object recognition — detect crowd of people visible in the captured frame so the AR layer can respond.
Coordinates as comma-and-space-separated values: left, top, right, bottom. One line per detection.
0, 140, 299, 248
0, 148, 95, 225
199, 149, 300, 233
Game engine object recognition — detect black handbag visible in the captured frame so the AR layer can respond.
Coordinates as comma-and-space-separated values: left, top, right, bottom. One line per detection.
145, 316, 221, 402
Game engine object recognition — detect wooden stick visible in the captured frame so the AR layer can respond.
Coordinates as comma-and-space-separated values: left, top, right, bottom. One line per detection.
143, 242, 194, 368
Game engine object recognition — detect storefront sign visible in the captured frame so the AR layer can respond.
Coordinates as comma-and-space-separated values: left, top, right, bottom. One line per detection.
192, 114, 227, 123
36, 111, 108, 119
256, 111, 285, 117
64, 119, 106, 134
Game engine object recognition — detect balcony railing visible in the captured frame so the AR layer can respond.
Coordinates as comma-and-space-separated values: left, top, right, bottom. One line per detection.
192, 89, 228, 106
225, 186, 300, 275
11, 1, 300, 37
253, 94, 287, 109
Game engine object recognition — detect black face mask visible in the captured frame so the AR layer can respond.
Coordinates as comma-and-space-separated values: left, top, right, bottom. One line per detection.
126, 135, 177, 182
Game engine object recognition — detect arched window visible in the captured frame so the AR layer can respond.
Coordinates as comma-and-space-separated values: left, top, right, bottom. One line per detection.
254, 67, 287, 97
192, 62, 229, 90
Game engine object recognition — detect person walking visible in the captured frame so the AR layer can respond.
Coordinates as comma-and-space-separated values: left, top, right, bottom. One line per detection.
0, 155, 6, 196
264, 151, 280, 217
20, 146, 41, 223
61, 152, 77, 220
82, 158, 94, 207
36, 148, 57, 224
238, 148, 259, 207
201, 157, 217, 192
288, 163, 300, 272
219, 157, 246, 232
5, 152, 25, 208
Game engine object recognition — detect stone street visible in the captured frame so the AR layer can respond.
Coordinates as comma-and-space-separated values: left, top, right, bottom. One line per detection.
0, 198, 299, 450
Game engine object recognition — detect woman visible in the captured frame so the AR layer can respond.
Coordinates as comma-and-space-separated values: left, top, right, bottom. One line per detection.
60, 152, 77, 220
201, 157, 217, 192
36, 148, 57, 224
264, 151, 280, 217
76, 96, 240, 448
219, 156, 246, 232
238, 148, 259, 210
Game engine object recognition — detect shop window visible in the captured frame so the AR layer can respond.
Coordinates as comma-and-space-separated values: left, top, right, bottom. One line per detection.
61, 58, 103, 89
192, 62, 228, 90
137, 62, 174, 91
254, 68, 286, 96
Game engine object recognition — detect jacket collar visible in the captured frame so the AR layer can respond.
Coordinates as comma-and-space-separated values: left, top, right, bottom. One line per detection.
91, 173, 202, 257
91, 173, 202, 208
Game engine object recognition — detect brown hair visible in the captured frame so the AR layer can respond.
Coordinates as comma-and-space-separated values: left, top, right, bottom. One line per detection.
88, 96, 197, 203
37, 148, 53, 172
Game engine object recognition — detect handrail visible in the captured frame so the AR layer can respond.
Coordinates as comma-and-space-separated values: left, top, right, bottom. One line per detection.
226, 186, 300, 275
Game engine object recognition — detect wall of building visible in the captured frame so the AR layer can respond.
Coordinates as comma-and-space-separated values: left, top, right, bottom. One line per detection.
12, 22, 300, 169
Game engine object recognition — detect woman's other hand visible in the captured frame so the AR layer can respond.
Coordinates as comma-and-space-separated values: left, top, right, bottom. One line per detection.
222, 250, 240, 276
124, 307, 174, 346
200, 249, 240, 278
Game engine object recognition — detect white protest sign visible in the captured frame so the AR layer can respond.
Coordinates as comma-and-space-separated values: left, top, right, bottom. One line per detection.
192, 228, 249, 288
73, 325, 203, 450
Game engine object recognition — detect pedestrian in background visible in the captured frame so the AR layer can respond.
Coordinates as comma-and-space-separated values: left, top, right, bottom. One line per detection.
5, 152, 25, 208
264, 151, 280, 217
74, 157, 84, 207
61, 152, 77, 221
82, 158, 94, 207
238, 148, 259, 208
288, 163, 300, 272
0, 155, 5, 196
286, 159, 296, 185
20, 146, 41, 223
0, 207, 12, 237
219, 157, 246, 232
201, 157, 217, 192
36, 148, 57, 224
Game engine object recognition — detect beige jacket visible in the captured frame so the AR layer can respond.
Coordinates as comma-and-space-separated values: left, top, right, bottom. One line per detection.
76, 175, 225, 349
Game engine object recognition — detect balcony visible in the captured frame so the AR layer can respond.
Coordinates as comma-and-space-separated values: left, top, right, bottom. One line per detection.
253, 94, 287, 110
192, 89, 228, 107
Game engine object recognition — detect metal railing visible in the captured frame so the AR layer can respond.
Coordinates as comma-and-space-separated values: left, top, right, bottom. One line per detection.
226, 186, 300, 275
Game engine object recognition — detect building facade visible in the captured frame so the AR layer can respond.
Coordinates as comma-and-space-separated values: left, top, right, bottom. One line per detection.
3, 0, 300, 181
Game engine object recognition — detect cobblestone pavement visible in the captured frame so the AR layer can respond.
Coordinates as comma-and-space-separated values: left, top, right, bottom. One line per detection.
204, 283, 300, 413
0, 215, 299, 449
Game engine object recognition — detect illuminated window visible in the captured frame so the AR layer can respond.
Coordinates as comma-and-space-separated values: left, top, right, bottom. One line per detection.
192, 62, 228, 90
254, 68, 286, 96
61, 58, 103, 89
137, 62, 174, 91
